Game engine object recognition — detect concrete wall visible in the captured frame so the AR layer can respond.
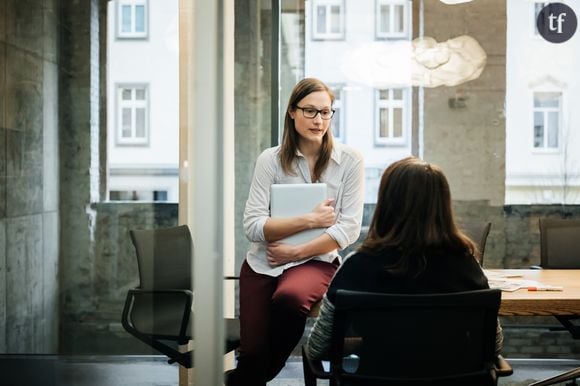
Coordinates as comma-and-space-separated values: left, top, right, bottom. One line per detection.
0, 0, 61, 353
234, 0, 273, 274
58, 0, 101, 354
422, 0, 506, 207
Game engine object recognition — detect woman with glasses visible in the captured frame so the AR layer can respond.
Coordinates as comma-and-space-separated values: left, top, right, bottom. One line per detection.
306, 156, 503, 360
227, 78, 364, 386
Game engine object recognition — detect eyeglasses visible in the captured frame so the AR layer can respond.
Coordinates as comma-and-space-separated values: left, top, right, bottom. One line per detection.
294, 105, 335, 120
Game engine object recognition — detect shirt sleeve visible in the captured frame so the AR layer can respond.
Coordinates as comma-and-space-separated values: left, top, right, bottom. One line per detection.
325, 152, 365, 250
243, 149, 277, 242
306, 295, 335, 360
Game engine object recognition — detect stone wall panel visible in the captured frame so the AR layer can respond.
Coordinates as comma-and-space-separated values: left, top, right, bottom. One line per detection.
6, 0, 44, 58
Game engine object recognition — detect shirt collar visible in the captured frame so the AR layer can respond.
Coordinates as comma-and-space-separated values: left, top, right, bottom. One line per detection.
295, 143, 342, 164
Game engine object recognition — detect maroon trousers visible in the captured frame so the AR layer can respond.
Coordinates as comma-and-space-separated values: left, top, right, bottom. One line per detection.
233, 259, 337, 386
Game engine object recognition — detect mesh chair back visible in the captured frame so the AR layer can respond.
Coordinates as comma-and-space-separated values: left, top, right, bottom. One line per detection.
130, 225, 192, 290
459, 222, 492, 265
539, 218, 580, 268
331, 289, 501, 385
128, 225, 193, 338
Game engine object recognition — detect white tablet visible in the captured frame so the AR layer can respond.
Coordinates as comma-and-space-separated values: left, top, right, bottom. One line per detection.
270, 183, 328, 245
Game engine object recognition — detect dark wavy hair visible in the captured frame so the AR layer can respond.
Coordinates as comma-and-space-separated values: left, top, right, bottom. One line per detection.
280, 78, 334, 182
359, 157, 476, 277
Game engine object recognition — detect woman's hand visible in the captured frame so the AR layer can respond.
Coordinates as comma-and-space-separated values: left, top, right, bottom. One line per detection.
266, 242, 302, 267
308, 198, 336, 228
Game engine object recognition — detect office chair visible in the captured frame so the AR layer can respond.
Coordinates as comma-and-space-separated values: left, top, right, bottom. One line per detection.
537, 218, 580, 338
302, 289, 512, 386
459, 222, 492, 265
121, 225, 240, 368
539, 218, 580, 269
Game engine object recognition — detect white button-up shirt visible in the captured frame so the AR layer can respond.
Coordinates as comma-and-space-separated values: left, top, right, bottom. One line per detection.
243, 143, 365, 277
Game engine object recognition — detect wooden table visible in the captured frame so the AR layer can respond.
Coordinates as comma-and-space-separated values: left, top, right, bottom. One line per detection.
493, 269, 580, 316
494, 270, 580, 386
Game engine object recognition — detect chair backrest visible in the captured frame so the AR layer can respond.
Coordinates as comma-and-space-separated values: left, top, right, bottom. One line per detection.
539, 218, 580, 268
329, 289, 501, 385
460, 222, 492, 265
130, 225, 192, 290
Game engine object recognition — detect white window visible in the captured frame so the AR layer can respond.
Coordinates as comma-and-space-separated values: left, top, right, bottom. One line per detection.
312, 0, 344, 40
533, 92, 561, 150
375, 88, 410, 146
117, 0, 148, 39
116, 85, 149, 145
376, 0, 411, 39
330, 84, 345, 143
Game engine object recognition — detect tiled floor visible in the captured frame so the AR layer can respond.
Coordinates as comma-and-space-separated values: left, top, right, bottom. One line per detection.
1, 355, 580, 386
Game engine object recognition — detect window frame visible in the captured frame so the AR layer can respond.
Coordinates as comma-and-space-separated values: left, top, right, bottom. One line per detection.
116, 0, 149, 39
375, 0, 411, 40
329, 84, 346, 143
311, 0, 345, 41
531, 90, 562, 153
115, 83, 150, 146
374, 87, 411, 146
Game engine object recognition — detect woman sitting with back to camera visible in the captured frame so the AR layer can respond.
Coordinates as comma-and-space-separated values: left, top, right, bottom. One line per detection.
306, 156, 503, 360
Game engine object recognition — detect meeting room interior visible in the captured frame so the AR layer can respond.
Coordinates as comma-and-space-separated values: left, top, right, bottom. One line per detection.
1, 0, 580, 385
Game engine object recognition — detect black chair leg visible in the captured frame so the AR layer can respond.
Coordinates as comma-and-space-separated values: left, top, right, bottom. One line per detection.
302, 347, 317, 386
529, 367, 580, 386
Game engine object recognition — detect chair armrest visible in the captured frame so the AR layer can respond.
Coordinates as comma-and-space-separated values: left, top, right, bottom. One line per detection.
128, 288, 193, 296
123, 288, 193, 340
495, 355, 513, 377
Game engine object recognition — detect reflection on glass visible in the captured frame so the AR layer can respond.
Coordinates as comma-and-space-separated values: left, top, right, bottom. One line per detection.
548, 111, 559, 148
316, 6, 326, 34
395, 5, 404, 33
532, 92, 560, 149
122, 5, 131, 32
136, 5, 145, 32
379, 108, 389, 138
136, 108, 146, 138
122, 108, 132, 137
330, 5, 341, 33
534, 112, 543, 148
534, 92, 560, 108
380, 4, 390, 34
393, 89, 402, 100
393, 108, 402, 138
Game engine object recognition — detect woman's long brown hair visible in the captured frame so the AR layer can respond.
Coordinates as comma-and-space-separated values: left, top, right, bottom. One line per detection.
359, 157, 476, 277
280, 78, 334, 182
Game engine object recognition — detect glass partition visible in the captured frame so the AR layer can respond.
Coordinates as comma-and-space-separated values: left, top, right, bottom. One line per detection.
274, 0, 580, 269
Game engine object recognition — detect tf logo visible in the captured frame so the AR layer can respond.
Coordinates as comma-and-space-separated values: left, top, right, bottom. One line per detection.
537, 2, 577, 43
